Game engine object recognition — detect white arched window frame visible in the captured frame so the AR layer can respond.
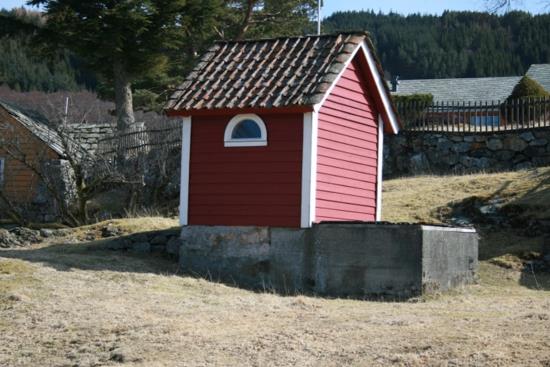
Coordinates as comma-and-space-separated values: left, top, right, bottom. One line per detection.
224, 114, 268, 147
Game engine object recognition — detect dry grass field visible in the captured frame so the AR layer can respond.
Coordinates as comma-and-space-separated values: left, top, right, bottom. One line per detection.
1, 169, 549, 366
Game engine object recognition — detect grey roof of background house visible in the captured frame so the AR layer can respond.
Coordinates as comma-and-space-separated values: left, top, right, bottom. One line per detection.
166, 32, 388, 111
393, 76, 522, 102
526, 64, 550, 92
0, 100, 65, 156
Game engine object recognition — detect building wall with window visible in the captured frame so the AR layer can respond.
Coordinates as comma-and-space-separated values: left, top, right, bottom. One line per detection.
187, 113, 304, 227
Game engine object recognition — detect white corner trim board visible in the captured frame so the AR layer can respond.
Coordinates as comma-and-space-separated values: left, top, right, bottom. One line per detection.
224, 113, 268, 147
361, 43, 400, 135
376, 115, 384, 221
312, 41, 400, 135
179, 117, 192, 226
301, 111, 319, 228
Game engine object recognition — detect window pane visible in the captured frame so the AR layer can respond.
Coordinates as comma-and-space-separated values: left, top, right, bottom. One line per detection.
232, 119, 262, 139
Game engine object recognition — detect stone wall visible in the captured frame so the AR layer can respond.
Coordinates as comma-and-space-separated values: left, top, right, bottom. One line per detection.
178, 223, 478, 298
384, 128, 550, 177
67, 123, 115, 156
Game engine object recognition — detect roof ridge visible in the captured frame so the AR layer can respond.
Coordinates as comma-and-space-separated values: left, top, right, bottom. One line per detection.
215, 31, 370, 45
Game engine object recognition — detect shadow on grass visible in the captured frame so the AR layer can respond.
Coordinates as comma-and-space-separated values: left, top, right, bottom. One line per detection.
0, 236, 179, 275
1, 229, 547, 297
519, 264, 550, 291
0, 237, 424, 302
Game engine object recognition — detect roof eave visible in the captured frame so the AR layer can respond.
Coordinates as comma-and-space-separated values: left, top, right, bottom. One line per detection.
166, 105, 314, 118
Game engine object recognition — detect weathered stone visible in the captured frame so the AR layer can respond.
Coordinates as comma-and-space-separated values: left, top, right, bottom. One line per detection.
410, 153, 430, 172
101, 225, 122, 238
534, 129, 550, 139
515, 161, 533, 170
520, 132, 535, 142
40, 229, 54, 238
503, 136, 528, 152
524, 146, 546, 158
440, 153, 459, 166
471, 149, 489, 158
529, 138, 547, 147
532, 155, 550, 166
453, 142, 471, 153
459, 156, 476, 168
105, 239, 131, 251
0, 229, 20, 248
475, 157, 495, 169
166, 236, 181, 256
151, 244, 166, 253
132, 242, 151, 253
129, 233, 149, 243
10, 227, 41, 244
384, 129, 550, 177
486, 138, 503, 151
436, 139, 453, 152
150, 234, 168, 246
470, 142, 485, 150
513, 154, 528, 164
495, 150, 515, 161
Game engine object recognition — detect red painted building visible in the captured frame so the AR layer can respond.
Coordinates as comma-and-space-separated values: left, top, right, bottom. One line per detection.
165, 33, 400, 228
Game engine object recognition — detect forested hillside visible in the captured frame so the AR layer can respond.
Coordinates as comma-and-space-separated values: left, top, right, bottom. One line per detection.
2, 8, 550, 93
0, 8, 95, 92
324, 11, 550, 79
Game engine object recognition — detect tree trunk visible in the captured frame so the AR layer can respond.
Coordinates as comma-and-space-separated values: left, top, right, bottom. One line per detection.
113, 58, 136, 133
236, 0, 256, 40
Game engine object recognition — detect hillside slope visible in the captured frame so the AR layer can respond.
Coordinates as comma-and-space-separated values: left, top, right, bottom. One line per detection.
383, 167, 550, 265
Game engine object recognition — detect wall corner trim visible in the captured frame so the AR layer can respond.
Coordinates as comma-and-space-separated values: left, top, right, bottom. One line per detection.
376, 114, 384, 221
179, 117, 192, 226
301, 111, 319, 228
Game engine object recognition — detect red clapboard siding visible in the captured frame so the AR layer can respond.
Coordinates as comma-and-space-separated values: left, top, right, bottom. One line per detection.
316, 56, 379, 223
188, 113, 303, 227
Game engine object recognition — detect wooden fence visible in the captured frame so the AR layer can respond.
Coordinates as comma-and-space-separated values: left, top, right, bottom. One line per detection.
396, 97, 550, 132
97, 122, 182, 156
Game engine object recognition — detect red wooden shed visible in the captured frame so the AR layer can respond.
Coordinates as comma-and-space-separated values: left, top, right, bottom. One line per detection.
166, 32, 400, 228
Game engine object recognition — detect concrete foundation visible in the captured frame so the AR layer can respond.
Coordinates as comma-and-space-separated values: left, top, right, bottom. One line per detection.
179, 223, 478, 298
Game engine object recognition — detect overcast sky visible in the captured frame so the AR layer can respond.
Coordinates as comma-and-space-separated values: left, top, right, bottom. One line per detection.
1, 0, 546, 15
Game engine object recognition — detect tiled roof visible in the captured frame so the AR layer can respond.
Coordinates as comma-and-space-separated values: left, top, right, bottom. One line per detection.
0, 101, 65, 156
526, 64, 550, 93
166, 32, 380, 111
393, 76, 522, 102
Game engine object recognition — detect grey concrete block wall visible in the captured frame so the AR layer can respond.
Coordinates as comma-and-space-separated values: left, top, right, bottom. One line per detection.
421, 227, 478, 293
179, 223, 479, 298
312, 224, 423, 297
179, 226, 272, 286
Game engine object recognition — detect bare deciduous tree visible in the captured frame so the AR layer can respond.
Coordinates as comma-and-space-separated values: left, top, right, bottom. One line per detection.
0, 94, 131, 226
485, 0, 550, 12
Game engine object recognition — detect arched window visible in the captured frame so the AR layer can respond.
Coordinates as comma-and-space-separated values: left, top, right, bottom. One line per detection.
224, 114, 268, 147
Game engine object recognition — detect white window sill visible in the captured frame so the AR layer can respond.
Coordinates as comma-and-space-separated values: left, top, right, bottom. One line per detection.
224, 140, 268, 147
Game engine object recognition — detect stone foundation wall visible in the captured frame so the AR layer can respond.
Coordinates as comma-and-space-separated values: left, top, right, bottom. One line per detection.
179, 223, 478, 298
384, 128, 550, 177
